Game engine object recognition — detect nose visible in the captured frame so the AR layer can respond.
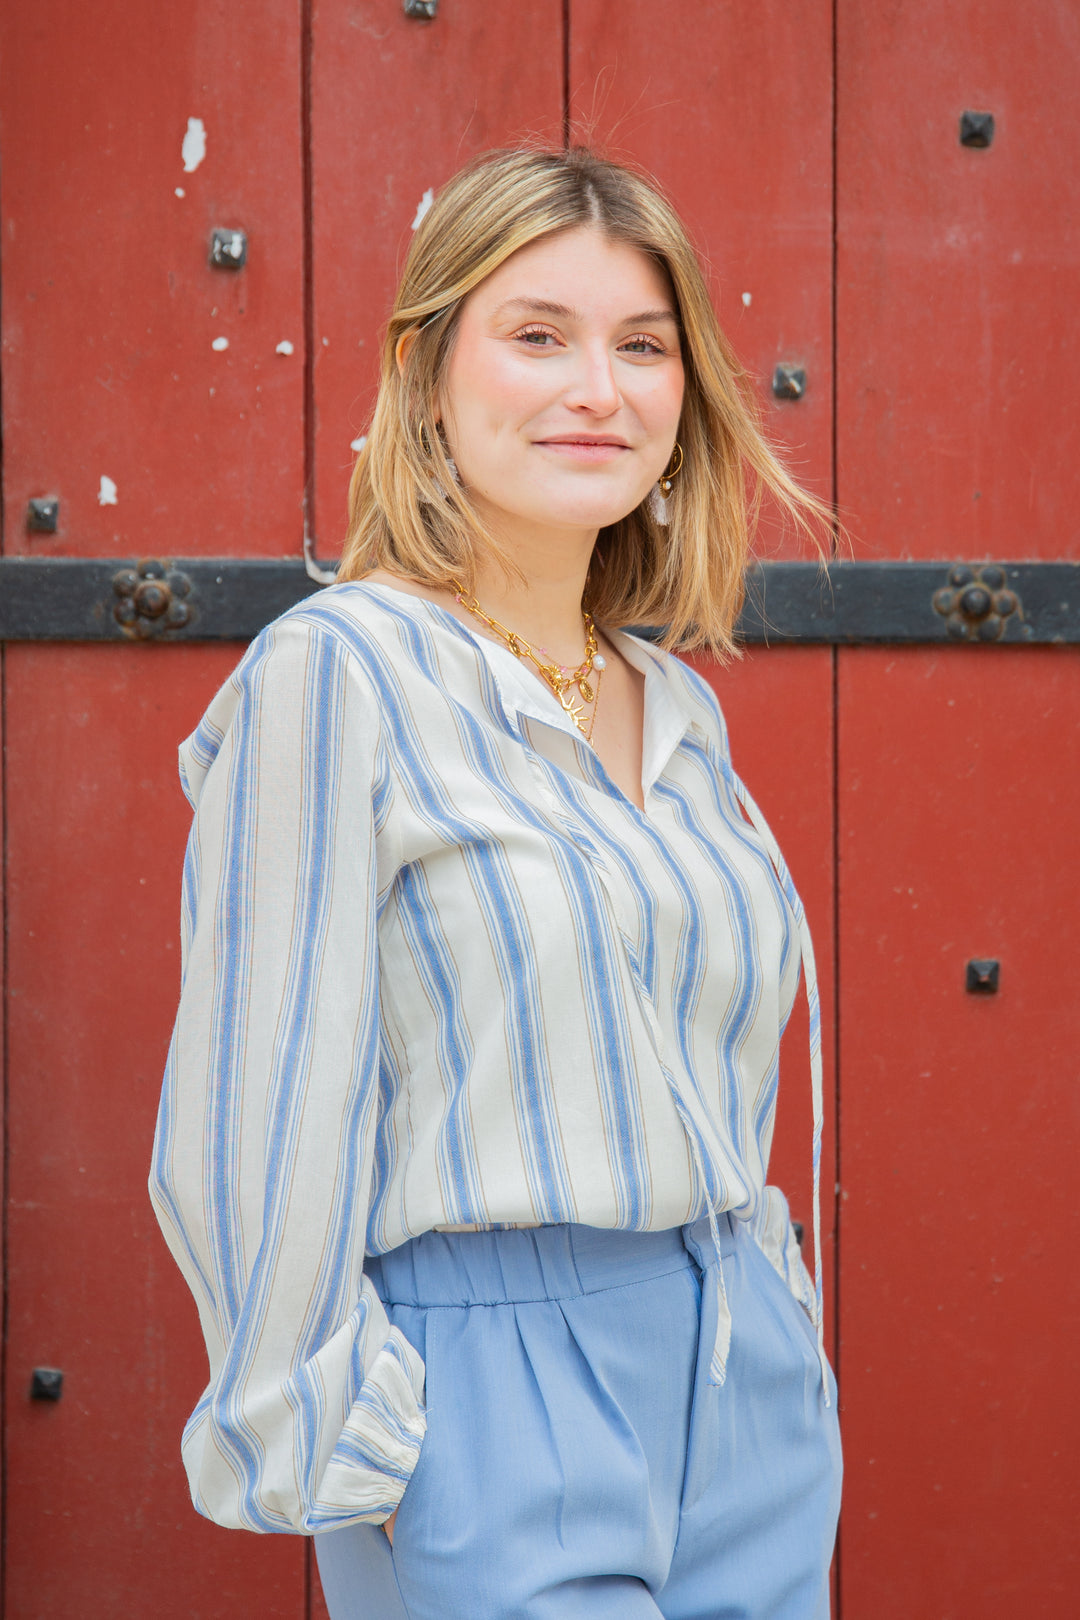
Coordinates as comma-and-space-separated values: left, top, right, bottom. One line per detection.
564, 340, 621, 416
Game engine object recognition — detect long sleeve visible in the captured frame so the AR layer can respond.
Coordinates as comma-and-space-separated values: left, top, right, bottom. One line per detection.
149, 616, 426, 1533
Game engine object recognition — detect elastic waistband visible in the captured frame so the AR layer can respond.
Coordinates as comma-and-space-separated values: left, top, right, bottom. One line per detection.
366, 1215, 739, 1308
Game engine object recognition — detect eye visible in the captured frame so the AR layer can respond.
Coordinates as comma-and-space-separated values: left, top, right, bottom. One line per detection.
619, 334, 668, 356
513, 324, 563, 348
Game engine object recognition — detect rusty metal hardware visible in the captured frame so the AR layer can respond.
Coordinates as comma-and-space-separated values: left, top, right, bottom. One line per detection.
27, 496, 60, 533
966, 959, 1000, 994
2, 559, 1077, 645
209, 228, 247, 269
959, 111, 995, 148
932, 564, 1020, 641
111, 558, 194, 639
404, 0, 437, 16
772, 364, 806, 400
30, 1367, 64, 1401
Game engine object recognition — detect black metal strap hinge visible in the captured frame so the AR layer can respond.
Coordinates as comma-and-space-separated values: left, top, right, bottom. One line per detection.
0, 557, 1077, 645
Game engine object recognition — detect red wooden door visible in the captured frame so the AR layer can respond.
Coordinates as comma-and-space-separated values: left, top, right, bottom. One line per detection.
834, 4, 1080, 1611
0, 3, 309, 1613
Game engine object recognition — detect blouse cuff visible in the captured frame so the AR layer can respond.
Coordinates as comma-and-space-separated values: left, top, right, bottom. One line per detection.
310, 1327, 428, 1531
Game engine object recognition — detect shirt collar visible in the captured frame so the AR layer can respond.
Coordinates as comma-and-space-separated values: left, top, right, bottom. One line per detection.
353, 584, 705, 793
465, 623, 704, 794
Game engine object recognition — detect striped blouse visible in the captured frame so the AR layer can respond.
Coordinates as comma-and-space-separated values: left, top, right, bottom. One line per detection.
149, 580, 827, 1536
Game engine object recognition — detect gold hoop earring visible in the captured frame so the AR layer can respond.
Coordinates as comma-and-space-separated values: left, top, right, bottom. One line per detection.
417, 419, 432, 454
659, 441, 683, 497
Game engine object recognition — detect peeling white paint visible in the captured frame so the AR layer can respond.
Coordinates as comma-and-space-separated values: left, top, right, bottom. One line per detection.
182, 117, 207, 173
98, 475, 118, 506
275, 339, 295, 355
322, 336, 330, 346
211, 336, 229, 351
411, 188, 434, 230
741, 291, 752, 307
174, 186, 186, 199
350, 435, 368, 452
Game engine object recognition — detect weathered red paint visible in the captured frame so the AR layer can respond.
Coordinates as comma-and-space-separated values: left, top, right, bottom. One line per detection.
3, 646, 303, 1616
569, 0, 836, 551
308, 0, 565, 555
0, 0, 306, 561
837, 648, 1080, 1614
836, 0, 1080, 563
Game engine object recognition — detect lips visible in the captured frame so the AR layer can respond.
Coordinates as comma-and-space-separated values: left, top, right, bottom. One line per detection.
537, 435, 630, 448
534, 436, 632, 464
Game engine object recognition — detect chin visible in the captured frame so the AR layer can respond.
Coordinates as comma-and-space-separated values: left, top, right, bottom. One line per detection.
522, 491, 645, 532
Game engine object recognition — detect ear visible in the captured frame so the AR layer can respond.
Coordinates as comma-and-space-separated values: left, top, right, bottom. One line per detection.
395, 327, 419, 376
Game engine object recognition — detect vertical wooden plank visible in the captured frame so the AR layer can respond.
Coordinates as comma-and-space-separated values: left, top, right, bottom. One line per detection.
836, 0, 1080, 560
835, 6, 1080, 1611
308, 0, 565, 557
3, 647, 306, 1617
0, 1, 309, 1610
837, 648, 1080, 1615
569, 0, 836, 544
0, 0, 305, 559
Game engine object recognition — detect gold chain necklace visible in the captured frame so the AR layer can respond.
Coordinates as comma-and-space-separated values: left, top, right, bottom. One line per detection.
450, 580, 607, 742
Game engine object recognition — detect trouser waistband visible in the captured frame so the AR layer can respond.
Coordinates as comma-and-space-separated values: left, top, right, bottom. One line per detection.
365, 1216, 739, 1308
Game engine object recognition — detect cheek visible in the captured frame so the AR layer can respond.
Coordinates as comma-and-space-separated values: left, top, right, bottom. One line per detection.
635, 365, 685, 434
443, 348, 552, 442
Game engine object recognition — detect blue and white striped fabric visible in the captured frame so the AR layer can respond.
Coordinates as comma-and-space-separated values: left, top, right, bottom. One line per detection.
149, 580, 827, 1536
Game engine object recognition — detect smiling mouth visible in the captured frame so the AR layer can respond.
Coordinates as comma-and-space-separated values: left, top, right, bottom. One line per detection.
537, 437, 629, 448
535, 438, 630, 459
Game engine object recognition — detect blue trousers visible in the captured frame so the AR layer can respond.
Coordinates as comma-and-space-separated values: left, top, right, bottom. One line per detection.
316, 1216, 841, 1619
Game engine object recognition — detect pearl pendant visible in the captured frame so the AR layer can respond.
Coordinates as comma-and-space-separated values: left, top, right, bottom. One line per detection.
647, 482, 670, 526
593, 654, 607, 670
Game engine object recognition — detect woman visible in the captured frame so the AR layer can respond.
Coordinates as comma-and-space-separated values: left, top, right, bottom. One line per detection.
151, 146, 841, 1618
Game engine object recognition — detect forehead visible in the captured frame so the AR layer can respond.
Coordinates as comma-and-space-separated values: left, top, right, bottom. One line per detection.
465, 226, 676, 321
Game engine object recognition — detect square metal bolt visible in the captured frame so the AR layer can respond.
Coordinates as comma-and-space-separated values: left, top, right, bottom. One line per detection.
27, 496, 60, 533
404, 0, 438, 15
209, 228, 248, 269
772, 364, 806, 401
959, 111, 995, 148
965, 958, 1000, 994
30, 1367, 64, 1401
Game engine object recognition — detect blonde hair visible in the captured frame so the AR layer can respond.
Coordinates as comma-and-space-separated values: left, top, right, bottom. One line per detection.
339, 146, 830, 654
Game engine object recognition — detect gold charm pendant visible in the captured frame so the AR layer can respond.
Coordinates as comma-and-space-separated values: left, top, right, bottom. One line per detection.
557, 689, 587, 732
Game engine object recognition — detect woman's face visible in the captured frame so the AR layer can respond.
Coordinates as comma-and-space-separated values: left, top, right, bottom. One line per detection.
437, 226, 685, 539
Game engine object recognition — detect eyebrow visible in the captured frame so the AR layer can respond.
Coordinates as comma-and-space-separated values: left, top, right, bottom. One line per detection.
491, 296, 679, 326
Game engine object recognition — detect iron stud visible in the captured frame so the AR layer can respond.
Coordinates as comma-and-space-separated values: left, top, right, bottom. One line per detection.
209, 228, 247, 269
933, 564, 1020, 641
30, 1367, 64, 1401
27, 496, 60, 533
959, 111, 995, 148
772, 364, 806, 400
111, 559, 195, 639
966, 959, 1000, 994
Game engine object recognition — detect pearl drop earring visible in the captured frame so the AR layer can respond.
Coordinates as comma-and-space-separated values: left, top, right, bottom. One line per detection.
648, 441, 684, 527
